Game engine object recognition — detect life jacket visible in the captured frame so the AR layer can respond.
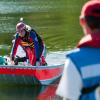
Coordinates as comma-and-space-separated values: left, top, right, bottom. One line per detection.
67, 34, 100, 100
15, 31, 36, 66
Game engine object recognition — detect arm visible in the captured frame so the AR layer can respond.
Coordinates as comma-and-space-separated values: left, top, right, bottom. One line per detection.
56, 58, 83, 100
29, 31, 41, 61
10, 33, 19, 60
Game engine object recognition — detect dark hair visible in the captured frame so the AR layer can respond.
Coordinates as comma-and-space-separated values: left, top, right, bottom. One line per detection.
85, 16, 100, 29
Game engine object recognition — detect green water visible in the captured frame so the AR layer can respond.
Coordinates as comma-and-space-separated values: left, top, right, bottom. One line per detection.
0, 0, 87, 99
0, 0, 87, 55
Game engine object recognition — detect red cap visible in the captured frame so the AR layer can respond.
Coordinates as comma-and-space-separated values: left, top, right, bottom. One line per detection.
80, 0, 100, 18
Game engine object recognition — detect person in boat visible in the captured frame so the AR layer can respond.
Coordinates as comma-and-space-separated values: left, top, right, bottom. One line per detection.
56, 0, 100, 100
10, 18, 47, 66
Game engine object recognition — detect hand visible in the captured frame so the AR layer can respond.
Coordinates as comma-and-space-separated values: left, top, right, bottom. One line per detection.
36, 61, 40, 66
11, 60, 15, 65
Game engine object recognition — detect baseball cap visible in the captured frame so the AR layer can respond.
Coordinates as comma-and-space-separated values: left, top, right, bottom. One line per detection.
80, 0, 100, 18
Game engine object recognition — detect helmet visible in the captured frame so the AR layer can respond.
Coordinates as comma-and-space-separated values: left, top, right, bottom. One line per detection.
16, 22, 26, 37
16, 22, 26, 32
80, 0, 100, 18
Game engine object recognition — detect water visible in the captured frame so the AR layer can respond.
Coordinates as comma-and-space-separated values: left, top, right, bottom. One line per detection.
0, 83, 62, 100
0, 0, 87, 55
0, 0, 87, 99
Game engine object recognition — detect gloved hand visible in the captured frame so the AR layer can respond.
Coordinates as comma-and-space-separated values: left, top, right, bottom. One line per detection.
11, 60, 15, 65
36, 61, 41, 66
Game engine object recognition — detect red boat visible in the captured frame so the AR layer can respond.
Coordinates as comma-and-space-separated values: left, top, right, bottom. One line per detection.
0, 64, 64, 85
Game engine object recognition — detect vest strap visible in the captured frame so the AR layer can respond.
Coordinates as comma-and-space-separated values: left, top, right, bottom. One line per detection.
81, 84, 99, 94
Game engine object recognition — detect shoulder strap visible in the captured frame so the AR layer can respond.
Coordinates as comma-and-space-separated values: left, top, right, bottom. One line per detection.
81, 84, 99, 94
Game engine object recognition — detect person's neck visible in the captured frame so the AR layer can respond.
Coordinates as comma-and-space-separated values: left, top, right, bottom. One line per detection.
77, 33, 100, 48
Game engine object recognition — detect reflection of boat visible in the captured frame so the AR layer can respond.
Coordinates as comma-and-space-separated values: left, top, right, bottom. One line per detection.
0, 64, 64, 85
0, 84, 60, 100
37, 82, 61, 100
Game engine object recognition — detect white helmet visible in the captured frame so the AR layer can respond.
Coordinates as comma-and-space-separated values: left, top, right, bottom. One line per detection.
16, 22, 26, 37
16, 22, 26, 32
16, 18, 31, 37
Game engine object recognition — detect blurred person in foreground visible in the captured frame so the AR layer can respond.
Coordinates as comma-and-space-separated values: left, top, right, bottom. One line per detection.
56, 0, 100, 100
10, 18, 47, 66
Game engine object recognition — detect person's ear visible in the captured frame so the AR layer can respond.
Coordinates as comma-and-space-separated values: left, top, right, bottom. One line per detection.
79, 17, 86, 27
79, 16, 92, 35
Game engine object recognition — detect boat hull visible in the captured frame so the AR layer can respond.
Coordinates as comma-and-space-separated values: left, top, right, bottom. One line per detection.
0, 64, 64, 85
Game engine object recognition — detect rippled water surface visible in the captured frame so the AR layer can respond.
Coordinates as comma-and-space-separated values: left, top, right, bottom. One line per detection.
0, 0, 87, 99
0, 0, 87, 55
